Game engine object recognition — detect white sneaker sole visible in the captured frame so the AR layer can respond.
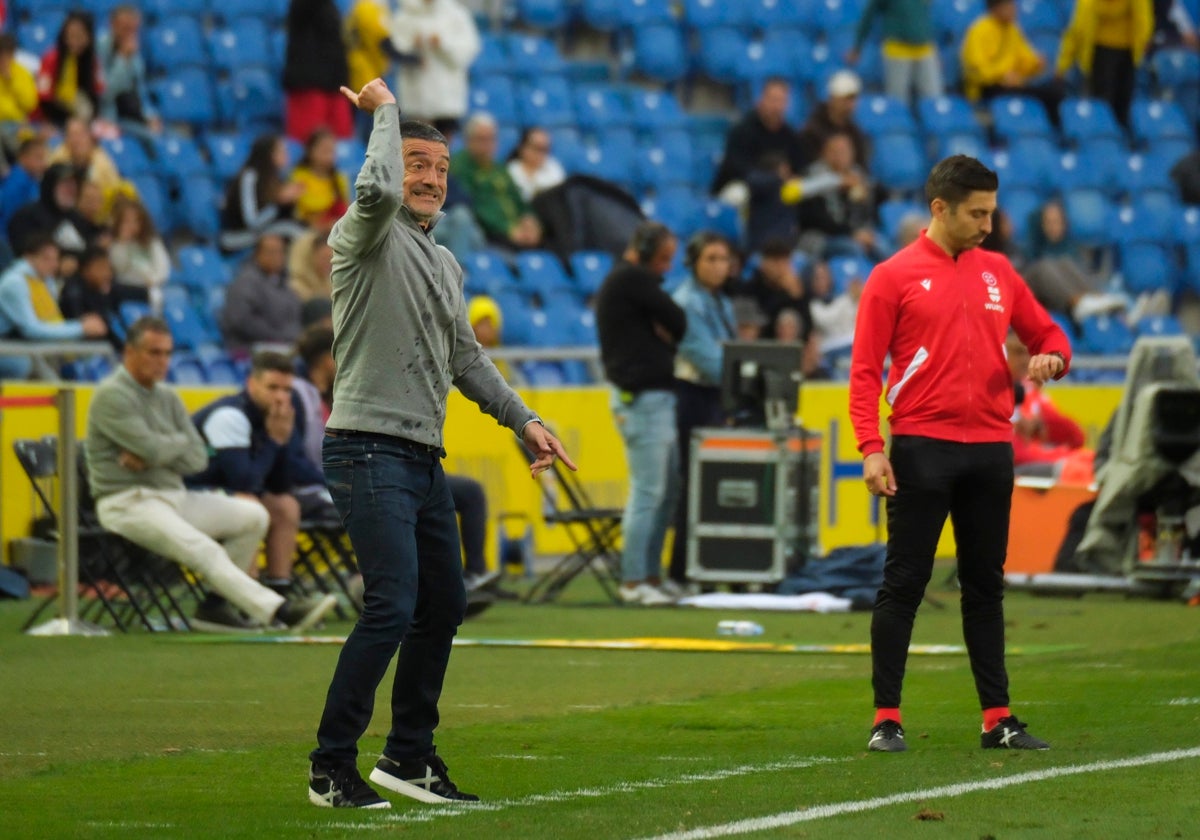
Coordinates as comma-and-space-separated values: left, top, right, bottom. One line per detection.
308, 786, 392, 809
368, 767, 463, 804
288, 594, 338, 633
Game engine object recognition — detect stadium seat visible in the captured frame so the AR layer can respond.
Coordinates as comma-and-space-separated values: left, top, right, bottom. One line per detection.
990, 140, 1057, 194
210, 0, 283, 24
216, 68, 282, 131
695, 27, 747, 84
933, 131, 989, 162
1000, 188, 1044, 250
1177, 205, 1200, 245
174, 175, 222, 242
612, 0, 675, 26
1129, 98, 1192, 145
627, 89, 688, 133
1147, 137, 1193, 169
629, 23, 689, 83
573, 84, 630, 133
176, 245, 233, 291
1058, 97, 1123, 145
204, 358, 242, 385
1118, 242, 1179, 295
855, 94, 918, 137
169, 355, 208, 385
689, 200, 742, 244
145, 16, 208, 75
514, 251, 573, 297
1116, 150, 1179, 198
1135, 314, 1185, 337
142, 0, 207, 21
463, 250, 519, 296
870, 132, 926, 193
204, 131, 253, 184
810, 0, 866, 40
635, 133, 694, 192
101, 137, 153, 177
828, 255, 874, 294
163, 300, 218, 350
878, 199, 927, 242
989, 95, 1055, 143
575, 131, 637, 188
493, 290, 535, 345
1078, 314, 1135, 355
516, 77, 575, 127
1061, 188, 1114, 244
545, 126, 584, 172
682, 0, 750, 30
468, 76, 519, 126
516, 0, 570, 29
1151, 48, 1200, 97
15, 15, 63, 57
744, 0, 808, 30
505, 34, 566, 79
1017, 0, 1066, 35
209, 19, 273, 76
916, 94, 984, 139
335, 139, 366, 196
153, 133, 209, 184
641, 185, 695, 234
933, 0, 984, 45
151, 68, 216, 129
1056, 143, 1123, 194
472, 34, 511, 78
569, 251, 614, 296
128, 174, 170, 232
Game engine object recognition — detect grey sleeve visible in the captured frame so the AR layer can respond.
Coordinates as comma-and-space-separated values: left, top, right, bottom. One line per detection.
91, 387, 205, 469
448, 292, 537, 435
167, 397, 211, 475
329, 104, 405, 256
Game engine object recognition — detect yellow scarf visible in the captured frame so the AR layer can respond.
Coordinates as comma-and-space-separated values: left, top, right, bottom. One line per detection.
26, 275, 64, 323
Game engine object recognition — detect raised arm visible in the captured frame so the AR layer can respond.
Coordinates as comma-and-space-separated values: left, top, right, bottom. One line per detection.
330, 80, 403, 256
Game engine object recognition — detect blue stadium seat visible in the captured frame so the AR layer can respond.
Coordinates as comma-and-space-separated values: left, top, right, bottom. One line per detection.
204, 131, 253, 184
1147, 137, 1193, 169
493, 291, 534, 345
695, 27, 746, 84
573, 84, 630, 133
1131, 191, 1182, 242
990, 139, 1057, 194
1017, 0, 1066, 34
1078, 314, 1134, 355
759, 29, 814, 81
516, 0, 570, 29
142, 0, 207, 21
1058, 97, 1123, 145
1178, 205, 1200, 245
682, 0, 750, 29
505, 34, 566, 79
204, 358, 242, 385
828, 255, 874, 294
641, 186, 696, 234
1129, 98, 1192, 145
1056, 143, 1123, 194
128, 174, 170, 232
1061, 188, 1114, 244
939, 43, 962, 90
989, 95, 1055, 143
575, 130, 637, 188
151, 68, 216, 129
169, 355, 209, 385
916, 94, 984, 139
564, 60, 612, 84
635, 132, 693, 191
15, 15, 63, 57
146, 16, 208, 75
514, 251, 573, 297
163, 300, 217, 350
174, 175, 221, 242
101, 137, 153, 177
471, 34, 511, 78
209, 19, 273, 76
578, 0, 624, 30
933, 131, 989, 162
933, 0, 984, 45
810, 0, 866, 40
1001, 188, 1044, 250
689, 200, 742, 243
1117, 242, 1178, 295
335, 139, 366, 197
626, 89, 688, 133
1151, 48, 1200, 95
855, 94, 918, 137
569, 251, 614, 296
870, 132, 926, 193
744, 0, 808, 30
463, 250, 519, 296
1135, 314, 1185, 337
209, 0, 282, 23
516, 77, 575, 127
118, 300, 153, 334
612, 0, 675, 26
545, 126, 584, 172
216, 68, 282, 130
1116, 150, 1179, 197
468, 76, 519, 126
878, 199, 927, 242
153, 133, 209, 184
176, 245, 233, 290
629, 23, 689, 83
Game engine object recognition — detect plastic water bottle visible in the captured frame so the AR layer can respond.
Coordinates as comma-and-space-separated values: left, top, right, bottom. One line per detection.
717, 620, 764, 637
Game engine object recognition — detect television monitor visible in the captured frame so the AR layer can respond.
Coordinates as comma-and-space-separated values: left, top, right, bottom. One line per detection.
719, 340, 804, 430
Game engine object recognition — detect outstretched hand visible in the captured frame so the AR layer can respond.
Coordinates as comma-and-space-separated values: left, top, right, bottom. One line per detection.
339, 78, 396, 113
522, 422, 577, 478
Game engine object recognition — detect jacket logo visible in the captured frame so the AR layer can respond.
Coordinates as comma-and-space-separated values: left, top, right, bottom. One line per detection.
920, 278, 931, 291
982, 271, 997, 286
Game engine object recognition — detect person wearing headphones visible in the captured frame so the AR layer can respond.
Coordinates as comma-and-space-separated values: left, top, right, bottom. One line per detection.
666, 231, 737, 592
594, 221, 687, 606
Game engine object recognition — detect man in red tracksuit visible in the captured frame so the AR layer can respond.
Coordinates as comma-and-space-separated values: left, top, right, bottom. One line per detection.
849, 155, 1071, 753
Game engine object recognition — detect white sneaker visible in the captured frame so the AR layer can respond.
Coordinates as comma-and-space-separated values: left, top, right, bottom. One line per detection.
617, 583, 674, 606
1071, 292, 1128, 322
657, 578, 688, 599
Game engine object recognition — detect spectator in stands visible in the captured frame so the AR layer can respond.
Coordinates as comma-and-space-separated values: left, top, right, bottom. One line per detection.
389, 0, 481, 137
190, 350, 323, 597
741, 237, 815, 342
1005, 330, 1087, 470
0, 137, 48, 238
1057, 0, 1154, 127
36, 11, 103, 127
108, 196, 169, 313
86, 316, 336, 632
0, 34, 38, 139
0, 233, 107, 379
667, 231, 737, 592
796, 132, 884, 261
1171, 149, 1200, 205
466, 293, 516, 381
711, 77, 806, 205
452, 113, 542, 250
219, 134, 307, 254
505, 127, 566, 203
961, 0, 1064, 125
221, 233, 304, 354
296, 324, 336, 427
96, 4, 160, 138
809, 259, 861, 351
289, 229, 334, 303
58, 245, 145, 337
1023, 199, 1136, 323
49, 117, 131, 220
291, 127, 351, 227
731, 295, 768, 340
595, 221, 686, 606
980, 207, 1023, 265
7, 163, 91, 276
75, 180, 112, 247
849, 0, 943, 105
345, 0, 399, 140
895, 211, 926, 248
799, 71, 871, 170
1152, 0, 1199, 49
283, 0, 352, 141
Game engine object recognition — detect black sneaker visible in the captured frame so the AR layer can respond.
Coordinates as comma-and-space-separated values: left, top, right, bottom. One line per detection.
274, 594, 337, 632
868, 719, 907, 752
369, 751, 479, 804
308, 762, 391, 809
191, 598, 261, 633
981, 716, 1050, 750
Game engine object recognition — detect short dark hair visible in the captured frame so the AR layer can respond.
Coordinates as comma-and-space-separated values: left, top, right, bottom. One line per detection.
0, 33, 17, 54
18, 231, 57, 257
79, 246, 110, 269
250, 350, 294, 376
126, 316, 171, 348
759, 236, 797, 259
628, 221, 675, 264
400, 120, 448, 147
925, 155, 999, 207
296, 324, 334, 371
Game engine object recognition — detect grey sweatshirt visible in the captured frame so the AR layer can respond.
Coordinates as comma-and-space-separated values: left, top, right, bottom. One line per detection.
326, 104, 536, 447
85, 367, 211, 499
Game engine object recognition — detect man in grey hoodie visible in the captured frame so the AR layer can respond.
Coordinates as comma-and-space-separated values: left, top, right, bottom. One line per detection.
306, 77, 575, 811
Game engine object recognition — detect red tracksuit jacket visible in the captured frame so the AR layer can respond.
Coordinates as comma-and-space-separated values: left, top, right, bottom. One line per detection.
850, 232, 1072, 457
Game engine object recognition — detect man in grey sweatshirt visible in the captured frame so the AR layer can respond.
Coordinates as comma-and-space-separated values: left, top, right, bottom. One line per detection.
85, 316, 337, 632
306, 78, 575, 811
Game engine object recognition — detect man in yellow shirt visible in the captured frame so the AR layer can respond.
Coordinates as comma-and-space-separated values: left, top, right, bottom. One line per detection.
1057, 0, 1153, 127
961, 0, 1065, 125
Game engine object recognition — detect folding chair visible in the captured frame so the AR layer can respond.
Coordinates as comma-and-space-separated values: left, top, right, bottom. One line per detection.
289, 511, 362, 620
517, 439, 625, 604
15, 438, 204, 632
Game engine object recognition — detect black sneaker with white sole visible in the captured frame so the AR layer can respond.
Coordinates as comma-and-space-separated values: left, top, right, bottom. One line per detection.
369, 751, 479, 803
981, 716, 1050, 750
868, 719, 907, 752
274, 593, 337, 633
308, 762, 391, 809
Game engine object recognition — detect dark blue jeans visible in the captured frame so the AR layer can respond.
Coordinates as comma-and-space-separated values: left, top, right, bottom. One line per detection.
311, 432, 467, 767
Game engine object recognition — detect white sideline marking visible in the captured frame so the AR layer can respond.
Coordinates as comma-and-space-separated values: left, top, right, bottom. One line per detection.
642, 746, 1200, 840
1167, 697, 1200, 706
297, 756, 845, 830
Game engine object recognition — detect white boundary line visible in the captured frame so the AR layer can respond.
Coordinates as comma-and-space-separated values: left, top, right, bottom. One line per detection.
642, 746, 1200, 840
